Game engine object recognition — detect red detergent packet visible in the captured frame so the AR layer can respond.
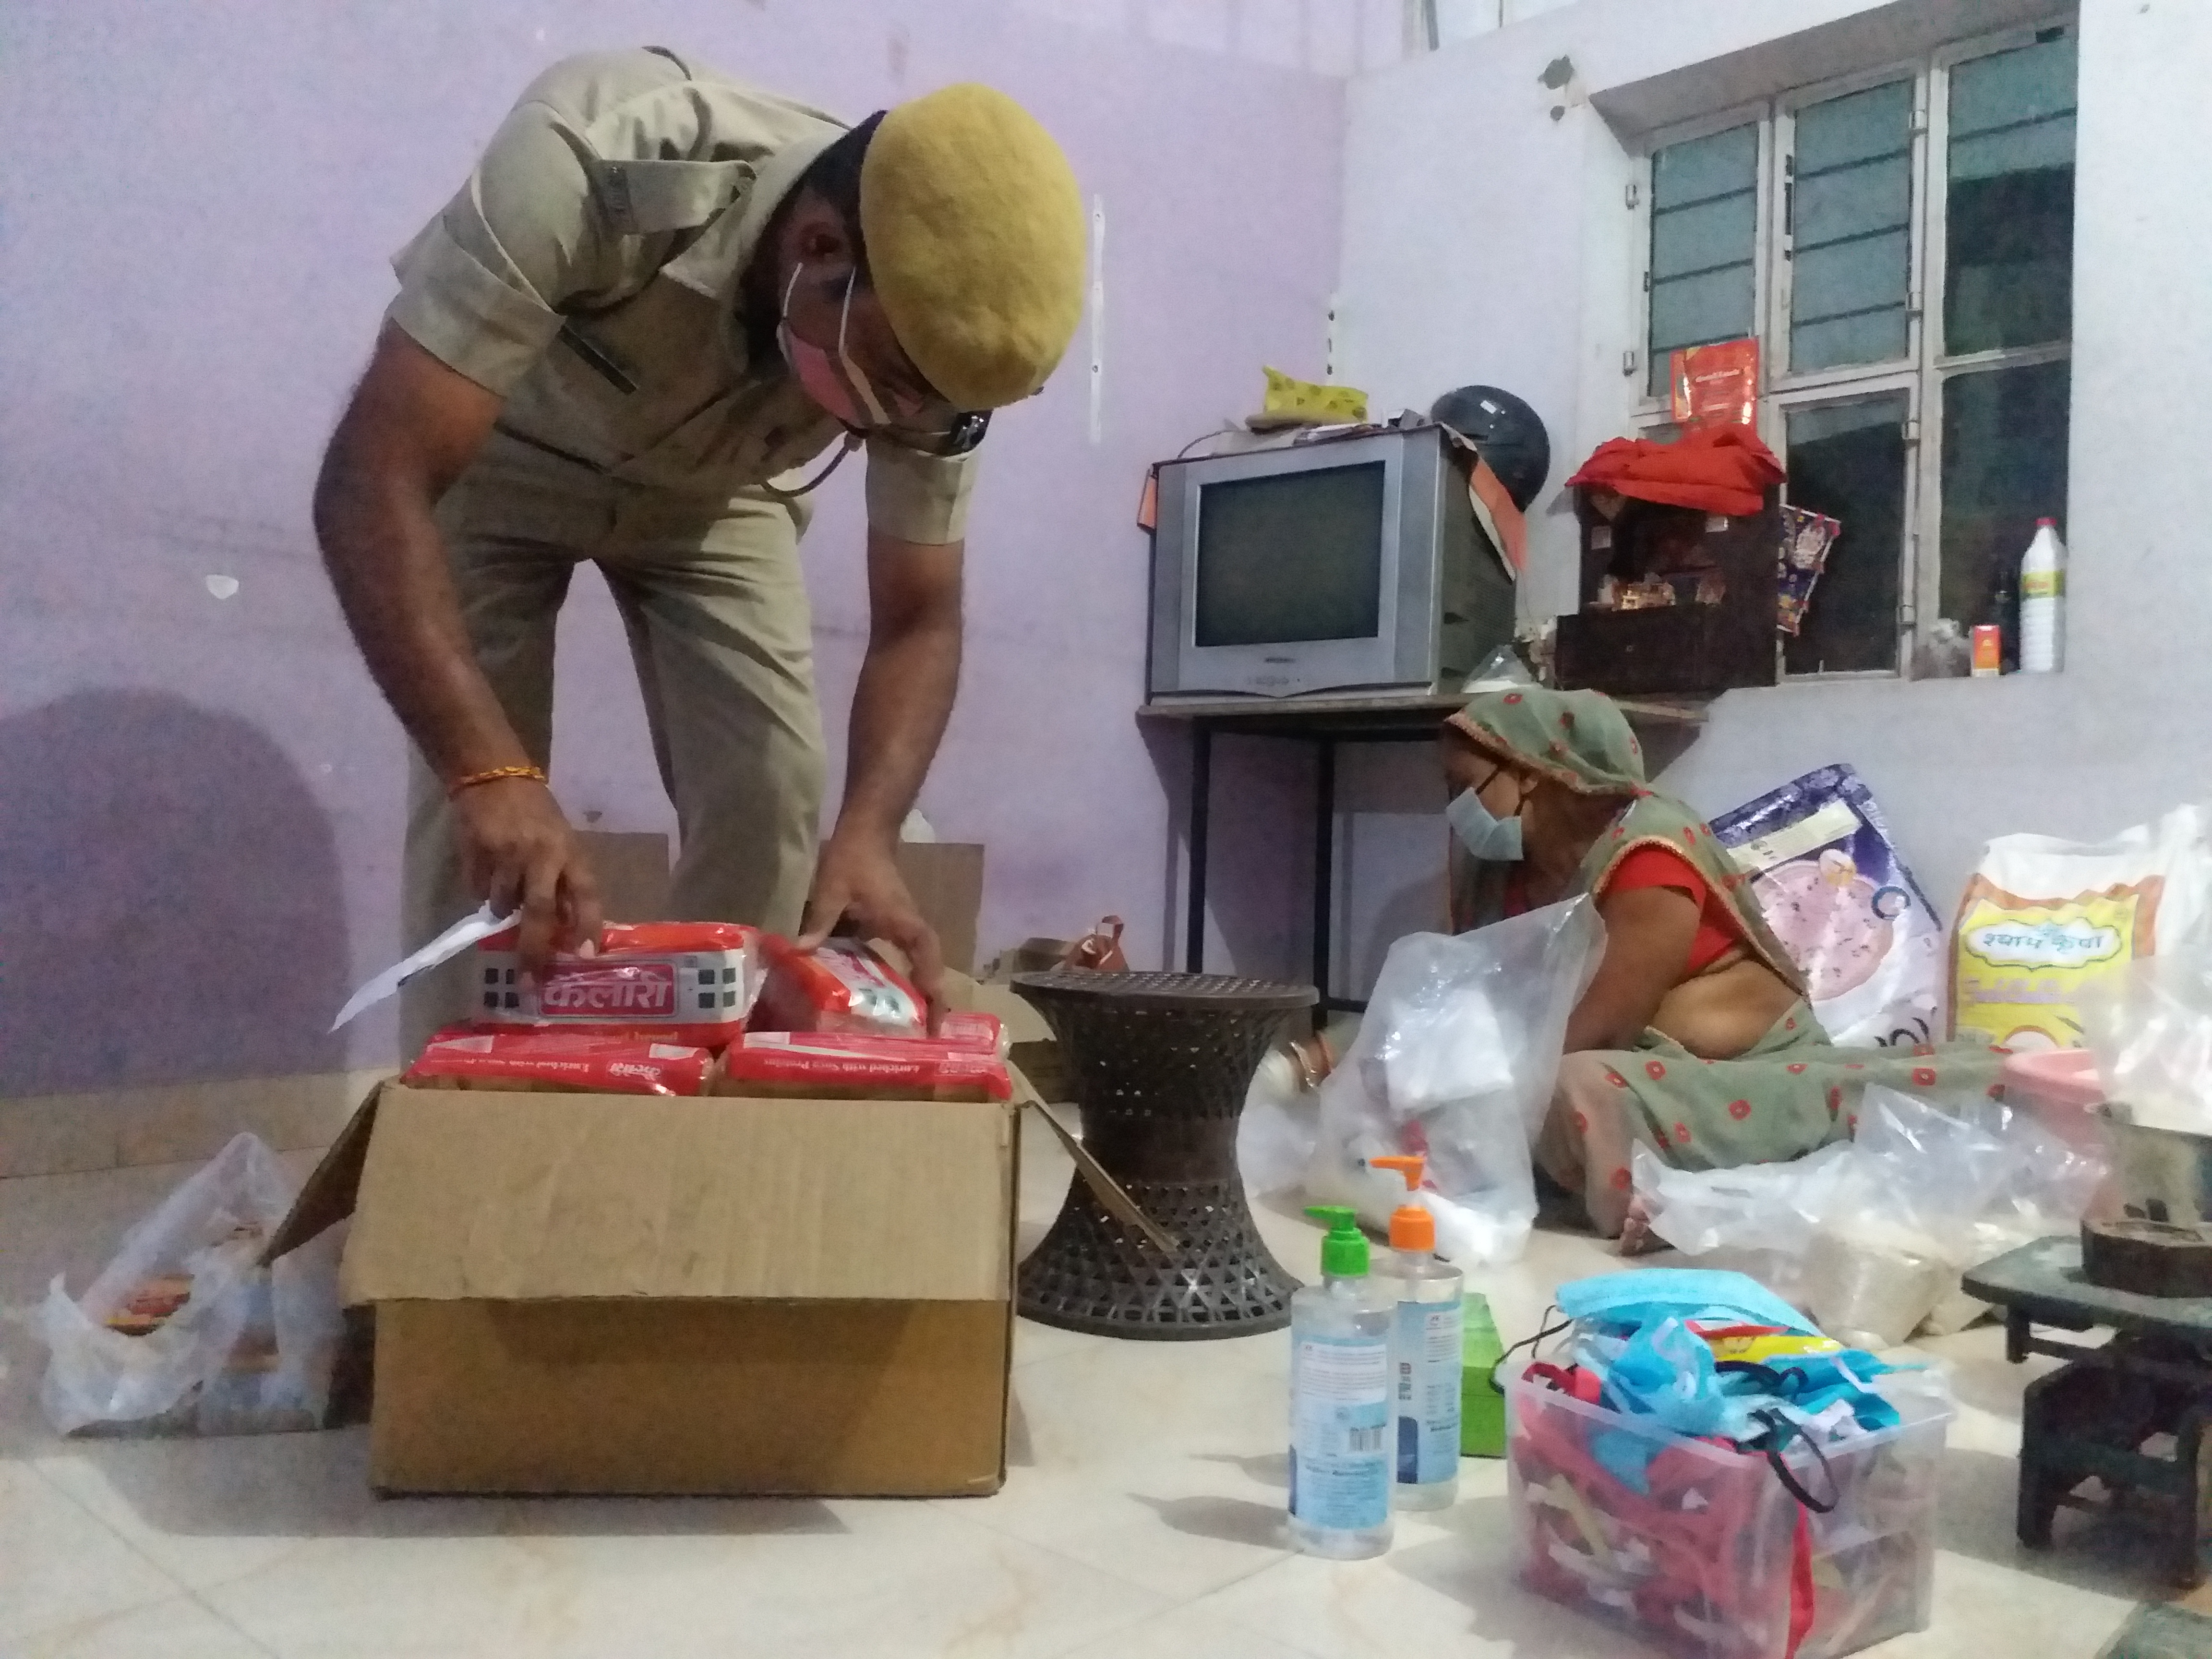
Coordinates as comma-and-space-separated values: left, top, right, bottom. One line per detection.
754, 937, 926, 1036
405, 1026, 716, 1096
732, 1018, 1004, 1059
474, 921, 762, 1045
714, 1031, 1013, 1101
1669, 337, 1760, 430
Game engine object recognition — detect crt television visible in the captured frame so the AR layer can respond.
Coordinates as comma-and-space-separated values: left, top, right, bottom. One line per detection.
1146, 424, 1514, 701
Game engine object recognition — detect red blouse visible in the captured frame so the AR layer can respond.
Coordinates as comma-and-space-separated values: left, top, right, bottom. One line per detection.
1603, 845, 1748, 974
1503, 843, 1748, 975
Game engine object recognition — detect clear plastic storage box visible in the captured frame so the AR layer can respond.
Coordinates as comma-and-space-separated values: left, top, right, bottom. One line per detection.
1506, 1371, 1948, 1659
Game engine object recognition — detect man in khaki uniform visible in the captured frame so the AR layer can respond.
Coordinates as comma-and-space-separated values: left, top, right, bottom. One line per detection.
313, 48, 1085, 1050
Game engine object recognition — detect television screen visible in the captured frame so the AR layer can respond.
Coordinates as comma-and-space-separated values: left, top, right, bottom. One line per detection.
1192, 460, 1387, 648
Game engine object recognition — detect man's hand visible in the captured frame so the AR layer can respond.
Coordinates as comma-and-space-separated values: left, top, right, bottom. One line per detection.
796, 831, 945, 1024
453, 777, 604, 977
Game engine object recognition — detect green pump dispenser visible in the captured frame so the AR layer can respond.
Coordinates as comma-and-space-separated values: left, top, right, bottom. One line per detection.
1305, 1205, 1370, 1279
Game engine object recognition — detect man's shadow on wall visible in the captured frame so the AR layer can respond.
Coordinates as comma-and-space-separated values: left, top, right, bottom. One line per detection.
0, 689, 350, 1100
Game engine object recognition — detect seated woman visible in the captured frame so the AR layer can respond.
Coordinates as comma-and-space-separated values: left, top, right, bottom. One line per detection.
1441, 686, 1999, 1238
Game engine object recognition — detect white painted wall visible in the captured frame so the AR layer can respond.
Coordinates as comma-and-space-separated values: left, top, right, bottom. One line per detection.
1330, 0, 2212, 952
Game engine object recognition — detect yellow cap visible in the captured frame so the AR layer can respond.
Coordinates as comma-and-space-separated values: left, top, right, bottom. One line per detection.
860, 84, 1086, 412
1370, 1155, 1434, 1253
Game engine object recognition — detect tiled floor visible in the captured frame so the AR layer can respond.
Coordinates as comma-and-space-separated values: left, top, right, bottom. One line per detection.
0, 1133, 2178, 1658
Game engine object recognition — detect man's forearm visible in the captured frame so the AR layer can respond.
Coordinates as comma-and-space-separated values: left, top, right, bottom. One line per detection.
833, 604, 962, 847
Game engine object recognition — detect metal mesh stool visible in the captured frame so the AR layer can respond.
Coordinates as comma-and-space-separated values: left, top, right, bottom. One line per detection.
1012, 970, 1316, 1340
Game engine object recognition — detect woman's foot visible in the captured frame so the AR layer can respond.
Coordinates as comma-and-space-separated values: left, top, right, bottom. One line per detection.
1615, 1193, 1667, 1256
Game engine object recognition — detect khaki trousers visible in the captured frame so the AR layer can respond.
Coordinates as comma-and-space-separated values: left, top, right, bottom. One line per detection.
399, 432, 825, 1054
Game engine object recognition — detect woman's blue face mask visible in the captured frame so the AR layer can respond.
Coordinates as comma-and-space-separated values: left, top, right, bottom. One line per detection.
1447, 767, 1526, 861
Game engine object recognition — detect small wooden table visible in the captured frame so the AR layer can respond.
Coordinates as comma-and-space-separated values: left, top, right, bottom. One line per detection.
1137, 691, 1709, 1010
1012, 969, 1316, 1340
1964, 1235, 2212, 1586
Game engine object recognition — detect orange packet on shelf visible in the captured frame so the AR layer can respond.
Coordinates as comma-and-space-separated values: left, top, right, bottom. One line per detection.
1669, 338, 1760, 431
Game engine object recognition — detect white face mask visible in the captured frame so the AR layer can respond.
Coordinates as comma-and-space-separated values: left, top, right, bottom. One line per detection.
1447, 784, 1525, 861
779, 264, 905, 429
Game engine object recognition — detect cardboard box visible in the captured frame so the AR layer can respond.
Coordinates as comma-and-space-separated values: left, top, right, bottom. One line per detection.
276, 1084, 1013, 1497
894, 842, 985, 976
266, 974, 1154, 1498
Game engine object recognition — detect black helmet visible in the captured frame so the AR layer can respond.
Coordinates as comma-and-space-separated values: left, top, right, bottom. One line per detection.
1428, 385, 1551, 512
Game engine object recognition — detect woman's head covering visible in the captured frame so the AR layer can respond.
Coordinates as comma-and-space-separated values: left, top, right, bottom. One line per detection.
1447, 687, 1647, 797
1445, 687, 1805, 993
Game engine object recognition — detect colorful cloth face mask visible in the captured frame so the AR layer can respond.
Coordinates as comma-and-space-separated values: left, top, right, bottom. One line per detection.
1555, 1268, 1818, 1338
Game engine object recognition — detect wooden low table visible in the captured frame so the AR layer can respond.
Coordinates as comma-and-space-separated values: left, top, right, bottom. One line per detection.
1964, 1235, 2212, 1586
1011, 969, 1316, 1340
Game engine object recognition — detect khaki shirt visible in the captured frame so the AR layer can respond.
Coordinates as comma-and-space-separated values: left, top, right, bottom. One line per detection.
385, 47, 977, 542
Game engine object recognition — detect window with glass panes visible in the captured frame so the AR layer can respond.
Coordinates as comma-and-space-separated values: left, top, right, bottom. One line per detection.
1635, 19, 2076, 678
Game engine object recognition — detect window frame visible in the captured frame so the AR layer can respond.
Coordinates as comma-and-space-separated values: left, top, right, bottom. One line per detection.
1631, 99, 1773, 420
1769, 59, 1927, 395
1629, 10, 2077, 682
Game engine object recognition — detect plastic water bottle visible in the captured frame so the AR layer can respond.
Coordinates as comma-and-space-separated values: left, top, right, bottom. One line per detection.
1373, 1155, 1464, 1510
2019, 518, 2065, 673
1288, 1206, 1394, 1559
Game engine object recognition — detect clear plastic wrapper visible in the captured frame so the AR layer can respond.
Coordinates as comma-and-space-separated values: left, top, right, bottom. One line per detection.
1633, 1140, 1854, 1262
714, 1031, 1013, 1101
38, 1133, 341, 1437
1635, 1088, 2106, 1346
2082, 950, 2212, 1134
1302, 899, 1605, 1265
755, 938, 926, 1037
475, 921, 763, 1045
1951, 803, 2212, 1050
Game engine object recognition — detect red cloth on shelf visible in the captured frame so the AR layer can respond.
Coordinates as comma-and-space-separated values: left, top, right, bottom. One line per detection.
1566, 425, 1784, 517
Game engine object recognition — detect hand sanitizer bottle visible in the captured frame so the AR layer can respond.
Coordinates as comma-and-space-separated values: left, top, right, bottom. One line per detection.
1288, 1205, 1394, 1559
1372, 1155, 1464, 1510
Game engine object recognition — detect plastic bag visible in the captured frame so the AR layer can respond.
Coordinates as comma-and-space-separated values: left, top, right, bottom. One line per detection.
1951, 802, 2212, 1050
1238, 1016, 1359, 1197
1305, 899, 1604, 1265
1636, 1088, 2104, 1347
714, 1031, 1012, 1101
2082, 950, 2212, 1134
755, 937, 924, 1037
38, 1133, 341, 1436
478, 921, 765, 1045
1709, 764, 1945, 1048
1632, 1140, 1854, 1262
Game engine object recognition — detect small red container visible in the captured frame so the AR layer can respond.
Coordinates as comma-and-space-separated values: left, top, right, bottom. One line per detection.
1971, 625, 2002, 677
